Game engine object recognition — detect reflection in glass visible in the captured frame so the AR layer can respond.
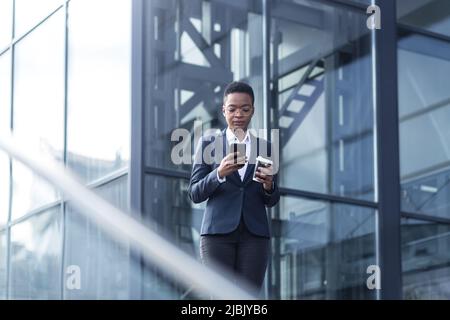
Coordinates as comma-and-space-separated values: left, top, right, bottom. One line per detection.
143, 174, 377, 299
64, 175, 131, 299
9, 208, 62, 299
272, 196, 377, 299
397, 0, 450, 38
402, 218, 450, 299
144, 175, 202, 254
0, 51, 11, 226
0, 0, 13, 49
11, 161, 59, 221
12, 11, 65, 219
0, 231, 6, 299
142, 174, 205, 299
272, 0, 375, 201
0, 151, 10, 226
14, 0, 63, 38
0, 51, 11, 132
62, 173, 204, 299
398, 33, 450, 218
64, 207, 131, 299
143, 0, 264, 172
66, 0, 131, 183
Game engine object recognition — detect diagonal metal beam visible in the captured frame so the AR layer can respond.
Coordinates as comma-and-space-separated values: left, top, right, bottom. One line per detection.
179, 85, 215, 120
177, 62, 233, 84
280, 58, 320, 115
281, 79, 324, 146
183, 18, 224, 69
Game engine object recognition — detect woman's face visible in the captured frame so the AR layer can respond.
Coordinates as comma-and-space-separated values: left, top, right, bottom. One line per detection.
222, 92, 254, 131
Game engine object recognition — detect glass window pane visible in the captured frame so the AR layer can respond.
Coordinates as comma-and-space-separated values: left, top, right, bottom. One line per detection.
14, 0, 63, 38
0, 50, 11, 132
273, 196, 377, 299
0, 51, 11, 226
0, 0, 13, 49
144, 174, 377, 299
64, 173, 192, 299
398, 0, 450, 38
0, 231, 6, 299
272, 0, 376, 201
9, 207, 62, 299
143, 174, 209, 299
144, 174, 203, 256
402, 218, 450, 299
12, 11, 65, 220
398, 32, 450, 218
66, 0, 131, 183
11, 162, 59, 220
64, 175, 131, 299
0, 151, 9, 226
143, 1, 264, 173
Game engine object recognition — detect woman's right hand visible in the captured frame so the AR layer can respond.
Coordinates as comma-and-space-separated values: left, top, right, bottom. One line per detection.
217, 152, 246, 179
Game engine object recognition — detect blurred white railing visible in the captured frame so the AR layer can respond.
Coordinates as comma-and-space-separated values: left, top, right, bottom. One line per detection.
0, 132, 255, 300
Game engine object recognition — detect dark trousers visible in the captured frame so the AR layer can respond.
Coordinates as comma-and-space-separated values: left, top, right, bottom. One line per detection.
199, 217, 270, 292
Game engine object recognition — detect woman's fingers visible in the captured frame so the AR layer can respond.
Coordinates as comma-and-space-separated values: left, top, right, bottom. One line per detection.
255, 171, 268, 181
258, 166, 273, 176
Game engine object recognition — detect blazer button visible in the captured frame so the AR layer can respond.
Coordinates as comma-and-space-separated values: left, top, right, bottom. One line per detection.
240, 187, 244, 191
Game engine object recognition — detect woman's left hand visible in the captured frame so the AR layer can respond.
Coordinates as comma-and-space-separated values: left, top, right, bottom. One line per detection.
254, 166, 274, 191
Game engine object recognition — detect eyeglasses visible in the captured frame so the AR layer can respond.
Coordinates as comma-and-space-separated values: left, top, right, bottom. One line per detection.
224, 106, 253, 115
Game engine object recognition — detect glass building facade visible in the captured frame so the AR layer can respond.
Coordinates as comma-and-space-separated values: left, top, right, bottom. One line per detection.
0, 0, 449, 299
0, 0, 131, 299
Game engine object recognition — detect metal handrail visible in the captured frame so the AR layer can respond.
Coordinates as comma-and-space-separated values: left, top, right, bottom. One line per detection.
0, 132, 255, 300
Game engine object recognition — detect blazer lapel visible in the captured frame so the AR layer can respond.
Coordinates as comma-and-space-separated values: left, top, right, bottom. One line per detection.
243, 134, 258, 185
220, 128, 241, 185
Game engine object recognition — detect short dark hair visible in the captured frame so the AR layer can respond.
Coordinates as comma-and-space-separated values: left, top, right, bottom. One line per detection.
223, 81, 254, 105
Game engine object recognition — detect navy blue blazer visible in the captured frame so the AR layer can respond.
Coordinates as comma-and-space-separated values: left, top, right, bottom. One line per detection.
188, 129, 280, 238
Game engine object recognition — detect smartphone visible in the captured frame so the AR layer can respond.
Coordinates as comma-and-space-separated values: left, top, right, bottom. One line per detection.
252, 156, 273, 182
229, 142, 246, 167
